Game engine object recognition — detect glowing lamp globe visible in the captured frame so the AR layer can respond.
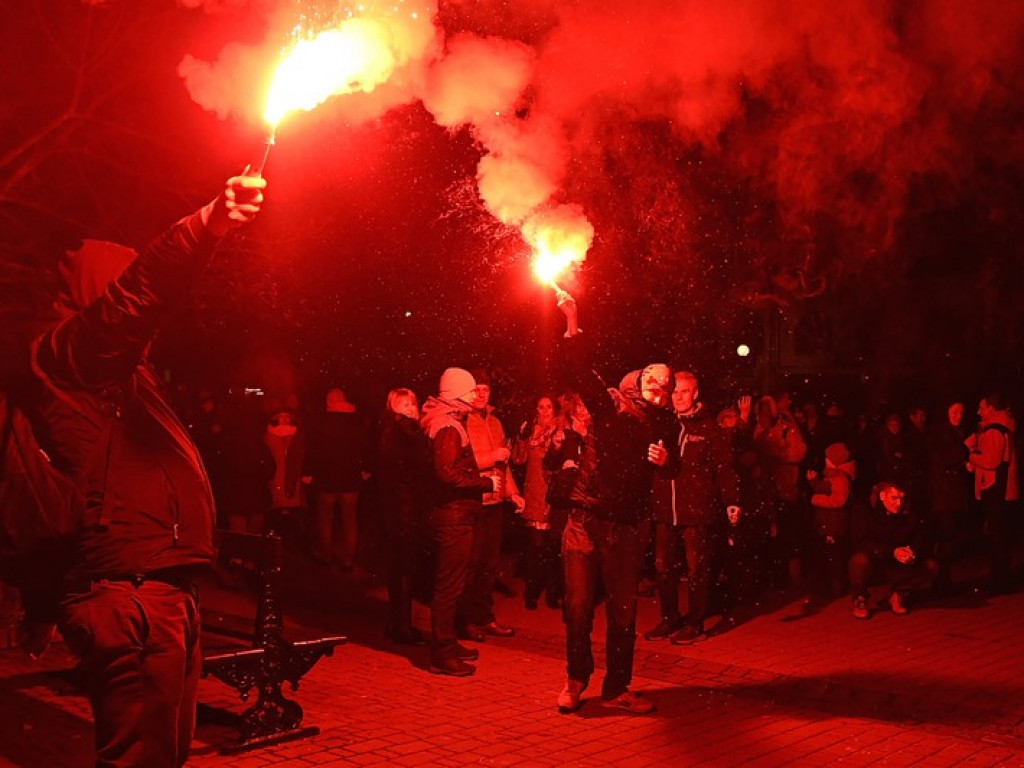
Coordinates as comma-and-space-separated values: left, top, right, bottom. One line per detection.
737, 344, 751, 357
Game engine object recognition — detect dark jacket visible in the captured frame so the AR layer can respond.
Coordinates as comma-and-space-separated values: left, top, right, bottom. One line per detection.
377, 411, 432, 527
927, 421, 969, 515
305, 410, 367, 493
856, 501, 928, 561
420, 396, 492, 524
559, 336, 678, 525
29, 211, 218, 582
652, 404, 739, 527
543, 427, 600, 512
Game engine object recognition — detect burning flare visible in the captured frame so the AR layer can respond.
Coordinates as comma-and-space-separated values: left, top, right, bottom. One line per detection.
263, 19, 398, 127
524, 206, 595, 287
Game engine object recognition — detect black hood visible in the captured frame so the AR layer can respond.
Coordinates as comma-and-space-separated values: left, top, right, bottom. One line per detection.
56, 239, 138, 317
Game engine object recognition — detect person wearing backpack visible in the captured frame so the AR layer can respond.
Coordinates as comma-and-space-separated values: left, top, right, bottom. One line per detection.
14, 171, 265, 767
966, 392, 1020, 594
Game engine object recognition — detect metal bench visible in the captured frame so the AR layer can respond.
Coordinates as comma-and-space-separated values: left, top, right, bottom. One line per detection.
201, 530, 346, 753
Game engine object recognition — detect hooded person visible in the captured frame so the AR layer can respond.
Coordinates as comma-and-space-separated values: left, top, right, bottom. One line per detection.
20, 171, 265, 767
419, 367, 498, 676
56, 240, 139, 315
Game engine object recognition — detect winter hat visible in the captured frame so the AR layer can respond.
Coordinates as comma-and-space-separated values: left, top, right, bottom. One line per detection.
439, 367, 477, 401
825, 442, 851, 466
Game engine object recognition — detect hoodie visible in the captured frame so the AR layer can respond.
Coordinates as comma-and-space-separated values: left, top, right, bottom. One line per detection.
28, 211, 219, 581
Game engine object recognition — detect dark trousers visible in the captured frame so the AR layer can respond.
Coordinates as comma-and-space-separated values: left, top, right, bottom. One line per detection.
982, 493, 1013, 589
314, 491, 359, 566
525, 525, 564, 603
562, 511, 643, 699
719, 517, 772, 609
848, 551, 939, 598
385, 512, 419, 634
654, 522, 715, 627
430, 517, 475, 663
459, 504, 503, 627
59, 580, 201, 768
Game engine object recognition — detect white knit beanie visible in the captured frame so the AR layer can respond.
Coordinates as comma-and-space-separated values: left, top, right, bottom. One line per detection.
439, 367, 477, 401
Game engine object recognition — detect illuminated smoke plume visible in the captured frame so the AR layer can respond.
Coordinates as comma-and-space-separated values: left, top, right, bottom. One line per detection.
438, 0, 1024, 273
177, 0, 1024, 281
178, 1, 440, 126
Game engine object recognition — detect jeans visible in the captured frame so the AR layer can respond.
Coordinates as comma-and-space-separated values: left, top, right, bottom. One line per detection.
314, 491, 359, 566
525, 525, 564, 604
562, 511, 643, 699
848, 551, 940, 598
459, 504, 504, 627
654, 522, 715, 627
58, 580, 201, 768
430, 516, 475, 664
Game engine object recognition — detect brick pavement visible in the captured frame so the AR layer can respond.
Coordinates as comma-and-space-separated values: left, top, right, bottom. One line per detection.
2, 558, 1024, 767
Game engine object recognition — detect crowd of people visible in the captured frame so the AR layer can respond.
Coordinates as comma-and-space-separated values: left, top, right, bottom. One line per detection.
178, 290, 1021, 716
4, 166, 1021, 768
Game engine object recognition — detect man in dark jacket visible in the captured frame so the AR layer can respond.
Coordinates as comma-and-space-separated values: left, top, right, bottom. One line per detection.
306, 387, 367, 569
849, 480, 939, 619
553, 291, 677, 715
24, 171, 265, 767
420, 368, 498, 676
645, 370, 740, 645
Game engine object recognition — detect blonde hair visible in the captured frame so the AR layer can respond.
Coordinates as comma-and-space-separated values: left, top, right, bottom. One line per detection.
386, 388, 418, 414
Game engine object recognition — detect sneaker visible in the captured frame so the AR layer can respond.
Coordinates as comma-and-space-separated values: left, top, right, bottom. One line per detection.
889, 592, 908, 616
557, 679, 588, 713
428, 658, 475, 677
852, 595, 870, 620
600, 689, 655, 715
669, 624, 707, 645
454, 643, 479, 661
644, 617, 682, 641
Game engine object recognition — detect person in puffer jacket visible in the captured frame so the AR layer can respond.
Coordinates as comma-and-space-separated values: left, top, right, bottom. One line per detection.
808, 442, 857, 598
419, 368, 497, 677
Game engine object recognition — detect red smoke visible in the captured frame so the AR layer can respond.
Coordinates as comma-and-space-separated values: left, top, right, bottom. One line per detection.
174, 0, 1024, 279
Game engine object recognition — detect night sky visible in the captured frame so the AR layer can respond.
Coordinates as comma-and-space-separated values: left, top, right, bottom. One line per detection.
2, 0, 1023, 417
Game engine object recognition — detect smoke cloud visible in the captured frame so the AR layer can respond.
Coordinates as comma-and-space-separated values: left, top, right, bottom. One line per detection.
175, 0, 1024, 276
